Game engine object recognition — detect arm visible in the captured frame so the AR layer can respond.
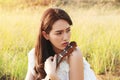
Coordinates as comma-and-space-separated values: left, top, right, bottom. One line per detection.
69, 47, 84, 80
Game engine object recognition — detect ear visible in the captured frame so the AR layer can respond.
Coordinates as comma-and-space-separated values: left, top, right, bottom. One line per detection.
42, 31, 49, 40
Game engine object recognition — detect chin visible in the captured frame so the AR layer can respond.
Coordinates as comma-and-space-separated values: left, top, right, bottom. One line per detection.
57, 47, 64, 51
60, 46, 66, 50
55, 46, 67, 53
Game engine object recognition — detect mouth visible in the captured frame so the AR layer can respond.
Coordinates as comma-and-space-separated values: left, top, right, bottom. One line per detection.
62, 42, 69, 47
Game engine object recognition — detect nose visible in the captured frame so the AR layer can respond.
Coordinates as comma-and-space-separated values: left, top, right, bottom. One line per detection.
63, 32, 69, 41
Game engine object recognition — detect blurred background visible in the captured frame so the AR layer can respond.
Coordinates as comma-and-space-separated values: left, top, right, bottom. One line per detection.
0, 0, 120, 80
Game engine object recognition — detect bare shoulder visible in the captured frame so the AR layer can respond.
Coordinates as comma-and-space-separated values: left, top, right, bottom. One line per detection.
70, 47, 83, 58
68, 47, 83, 64
69, 47, 83, 65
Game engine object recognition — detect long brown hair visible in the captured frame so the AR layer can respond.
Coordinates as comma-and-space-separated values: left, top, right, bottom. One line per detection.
34, 7, 73, 79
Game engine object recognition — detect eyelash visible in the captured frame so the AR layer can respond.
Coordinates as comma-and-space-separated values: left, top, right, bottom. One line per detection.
56, 32, 62, 35
67, 29, 70, 32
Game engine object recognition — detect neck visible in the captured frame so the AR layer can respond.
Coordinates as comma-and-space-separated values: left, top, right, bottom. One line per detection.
52, 47, 63, 54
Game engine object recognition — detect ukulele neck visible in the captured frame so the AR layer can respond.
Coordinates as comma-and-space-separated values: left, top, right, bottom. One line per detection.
56, 41, 77, 67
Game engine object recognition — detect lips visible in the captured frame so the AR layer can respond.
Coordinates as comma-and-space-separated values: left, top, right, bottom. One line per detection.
62, 42, 69, 47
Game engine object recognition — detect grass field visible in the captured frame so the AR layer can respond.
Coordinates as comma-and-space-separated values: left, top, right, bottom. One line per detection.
0, 4, 120, 80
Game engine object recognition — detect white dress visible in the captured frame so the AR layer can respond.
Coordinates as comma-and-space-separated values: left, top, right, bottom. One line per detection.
27, 48, 97, 80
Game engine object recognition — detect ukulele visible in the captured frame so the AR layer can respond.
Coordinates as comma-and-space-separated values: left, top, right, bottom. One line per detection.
56, 41, 77, 67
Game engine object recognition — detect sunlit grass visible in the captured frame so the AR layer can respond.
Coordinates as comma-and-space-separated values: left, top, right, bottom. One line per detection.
0, 6, 120, 80
0, 8, 41, 79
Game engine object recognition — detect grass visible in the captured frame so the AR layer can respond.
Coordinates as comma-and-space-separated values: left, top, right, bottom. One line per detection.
0, 8, 38, 79
0, 5, 120, 80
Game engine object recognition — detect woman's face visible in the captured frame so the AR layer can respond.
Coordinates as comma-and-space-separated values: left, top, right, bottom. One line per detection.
46, 19, 71, 53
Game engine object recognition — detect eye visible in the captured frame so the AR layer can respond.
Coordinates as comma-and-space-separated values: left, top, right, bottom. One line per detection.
56, 31, 62, 35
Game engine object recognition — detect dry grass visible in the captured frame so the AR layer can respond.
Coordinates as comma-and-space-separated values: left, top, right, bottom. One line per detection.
0, 3, 120, 80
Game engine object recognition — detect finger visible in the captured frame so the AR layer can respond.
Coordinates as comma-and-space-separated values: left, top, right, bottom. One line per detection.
45, 56, 53, 63
47, 56, 53, 60
48, 56, 53, 59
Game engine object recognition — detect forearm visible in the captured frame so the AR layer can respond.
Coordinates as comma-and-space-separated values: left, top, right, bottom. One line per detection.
69, 47, 84, 80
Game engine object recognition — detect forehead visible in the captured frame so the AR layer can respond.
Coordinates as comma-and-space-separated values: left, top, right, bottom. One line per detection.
52, 19, 70, 31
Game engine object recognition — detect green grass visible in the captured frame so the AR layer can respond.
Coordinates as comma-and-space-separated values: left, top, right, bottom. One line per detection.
0, 6, 120, 80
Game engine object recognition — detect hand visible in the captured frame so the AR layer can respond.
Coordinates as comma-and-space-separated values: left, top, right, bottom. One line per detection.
44, 55, 57, 75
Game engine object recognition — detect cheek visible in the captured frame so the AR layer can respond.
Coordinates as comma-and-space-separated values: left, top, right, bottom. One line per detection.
67, 32, 71, 40
69, 33, 71, 38
49, 34, 61, 43
49, 35, 61, 48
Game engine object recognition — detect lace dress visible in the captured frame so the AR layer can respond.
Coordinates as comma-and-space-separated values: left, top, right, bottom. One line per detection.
56, 58, 97, 80
27, 48, 97, 80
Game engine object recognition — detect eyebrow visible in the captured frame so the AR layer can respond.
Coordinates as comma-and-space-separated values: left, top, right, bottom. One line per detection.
55, 27, 70, 32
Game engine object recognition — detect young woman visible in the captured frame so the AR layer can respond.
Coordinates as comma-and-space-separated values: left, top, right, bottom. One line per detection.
25, 7, 97, 80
